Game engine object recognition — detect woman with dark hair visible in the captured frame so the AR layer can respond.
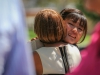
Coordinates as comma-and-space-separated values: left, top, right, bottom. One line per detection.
66, 0, 100, 75
60, 8, 87, 45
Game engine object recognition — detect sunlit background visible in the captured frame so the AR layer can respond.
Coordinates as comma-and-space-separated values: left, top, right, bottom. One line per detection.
23, 0, 100, 49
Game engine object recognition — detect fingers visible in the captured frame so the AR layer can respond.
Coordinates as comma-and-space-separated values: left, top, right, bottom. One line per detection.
31, 37, 38, 41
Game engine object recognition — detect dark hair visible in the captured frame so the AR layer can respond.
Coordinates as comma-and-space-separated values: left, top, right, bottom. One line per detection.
34, 9, 66, 44
60, 8, 87, 43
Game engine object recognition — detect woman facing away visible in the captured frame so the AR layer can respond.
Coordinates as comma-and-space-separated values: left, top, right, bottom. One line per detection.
33, 9, 87, 75
31, 8, 87, 51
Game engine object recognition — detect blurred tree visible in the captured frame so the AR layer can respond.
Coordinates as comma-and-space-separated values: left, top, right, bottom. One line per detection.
33, 0, 67, 11
23, 0, 37, 8
76, 0, 100, 24
23, 0, 68, 12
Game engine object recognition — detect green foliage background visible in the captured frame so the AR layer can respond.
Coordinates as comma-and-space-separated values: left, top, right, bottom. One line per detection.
28, 29, 36, 39
76, 0, 100, 23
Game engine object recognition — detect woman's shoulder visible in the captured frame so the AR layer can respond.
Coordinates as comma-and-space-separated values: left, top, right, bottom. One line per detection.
35, 47, 59, 54
65, 44, 80, 56
65, 44, 79, 50
31, 39, 44, 51
65, 44, 81, 68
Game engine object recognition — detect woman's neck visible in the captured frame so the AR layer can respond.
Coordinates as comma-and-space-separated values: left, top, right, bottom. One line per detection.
43, 42, 67, 47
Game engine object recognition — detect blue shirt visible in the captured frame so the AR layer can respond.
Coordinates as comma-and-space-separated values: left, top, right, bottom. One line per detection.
0, 0, 36, 75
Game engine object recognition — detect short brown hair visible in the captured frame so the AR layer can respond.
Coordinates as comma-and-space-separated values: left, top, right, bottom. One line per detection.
34, 9, 66, 44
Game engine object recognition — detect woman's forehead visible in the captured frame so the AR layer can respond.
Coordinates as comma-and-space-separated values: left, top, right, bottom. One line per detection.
66, 18, 81, 23
66, 18, 85, 27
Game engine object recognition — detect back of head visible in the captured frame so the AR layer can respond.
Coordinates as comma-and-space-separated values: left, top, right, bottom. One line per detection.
60, 8, 87, 43
34, 9, 66, 44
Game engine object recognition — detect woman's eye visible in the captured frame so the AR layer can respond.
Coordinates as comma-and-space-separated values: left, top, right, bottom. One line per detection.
78, 28, 83, 31
68, 23, 73, 26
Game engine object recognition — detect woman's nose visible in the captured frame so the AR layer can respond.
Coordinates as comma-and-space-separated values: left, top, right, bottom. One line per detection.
72, 27, 78, 33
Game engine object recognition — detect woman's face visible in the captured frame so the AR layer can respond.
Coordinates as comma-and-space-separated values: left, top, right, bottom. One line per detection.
63, 19, 84, 44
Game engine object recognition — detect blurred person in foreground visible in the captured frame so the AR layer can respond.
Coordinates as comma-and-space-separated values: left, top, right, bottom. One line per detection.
66, 0, 100, 75
0, 0, 36, 75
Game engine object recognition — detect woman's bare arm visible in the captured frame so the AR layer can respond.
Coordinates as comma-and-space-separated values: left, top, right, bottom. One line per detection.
33, 51, 43, 75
